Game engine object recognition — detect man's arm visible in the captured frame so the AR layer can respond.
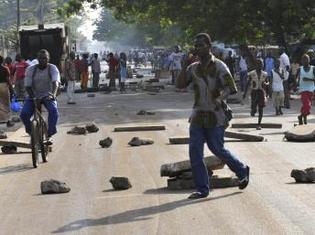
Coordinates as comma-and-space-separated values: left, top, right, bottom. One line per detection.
243, 73, 251, 99
216, 62, 237, 103
49, 64, 61, 98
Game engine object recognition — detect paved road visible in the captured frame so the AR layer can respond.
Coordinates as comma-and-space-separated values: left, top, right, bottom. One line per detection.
0, 86, 314, 235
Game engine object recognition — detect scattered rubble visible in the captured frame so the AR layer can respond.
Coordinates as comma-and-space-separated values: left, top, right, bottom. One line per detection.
85, 123, 99, 133
160, 156, 224, 177
1, 145, 17, 154
0, 131, 7, 139
160, 157, 238, 189
128, 137, 154, 146
285, 124, 315, 142
231, 123, 282, 129
99, 137, 113, 148
11, 117, 21, 122
137, 110, 155, 115
67, 126, 87, 135
6, 120, 15, 127
114, 125, 166, 132
109, 177, 132, 190
291, 168, 315, 183
41, 179, 71, 194
167, 175, 239, 190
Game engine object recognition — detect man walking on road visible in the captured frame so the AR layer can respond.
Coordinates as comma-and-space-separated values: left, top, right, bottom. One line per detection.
65, 51, 76, 104
296, 54, 315, 125
177, 33, 250, 199
91, 53, 101, 88
20, 49, 60, 144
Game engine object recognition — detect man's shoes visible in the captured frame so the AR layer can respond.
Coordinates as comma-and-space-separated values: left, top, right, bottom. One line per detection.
67, 101, 76, 104
188, 192, 209, 200
239, 166, 250, 190
44, 137, 53, 146
256, 125, 262, 130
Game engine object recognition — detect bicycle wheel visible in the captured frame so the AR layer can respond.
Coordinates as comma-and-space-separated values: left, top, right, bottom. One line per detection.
31, 121, 40, 168
40, 121, 48, 162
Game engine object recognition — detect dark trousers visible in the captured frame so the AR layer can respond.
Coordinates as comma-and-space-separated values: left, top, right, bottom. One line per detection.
189, 125, 247, 195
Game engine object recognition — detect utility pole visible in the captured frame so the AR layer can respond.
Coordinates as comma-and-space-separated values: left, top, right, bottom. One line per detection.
17, 0, 20, 52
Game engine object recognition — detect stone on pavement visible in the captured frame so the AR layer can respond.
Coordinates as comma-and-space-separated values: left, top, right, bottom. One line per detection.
99, 137, 113, 148
0, 131, 7, 139
169, 131, 264, 144
160, 156, 224, 177
11, 117, 21, 122
167, 175, 239, 190
85, 123, 99, 133
114, 125, 166, 132
137, 110, 156, 115
291, 168, 315, 183
128, 137, 154, 146
67, 126, 87, 135
109, 176, 132, 190
231, 123, 282, 129
41, 179, 71, 194
1, 145, 17, 154
285, 124, 315, 142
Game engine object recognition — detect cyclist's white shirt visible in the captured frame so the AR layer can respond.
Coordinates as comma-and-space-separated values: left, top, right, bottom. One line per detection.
24, 64, 60, 99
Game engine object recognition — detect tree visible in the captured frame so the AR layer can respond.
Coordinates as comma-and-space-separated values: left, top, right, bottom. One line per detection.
60, 0, 315, 47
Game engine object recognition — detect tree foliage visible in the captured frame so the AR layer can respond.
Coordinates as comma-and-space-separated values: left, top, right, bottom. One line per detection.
61, 0, 315, 47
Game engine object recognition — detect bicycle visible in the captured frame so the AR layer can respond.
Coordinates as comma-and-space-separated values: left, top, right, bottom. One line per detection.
30, 97, 49, 168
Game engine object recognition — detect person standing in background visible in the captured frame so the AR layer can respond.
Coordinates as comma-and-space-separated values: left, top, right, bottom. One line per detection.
168, 45, 184, 86
0, 55, 14, 126
80, 54, 89, 90
296, 54, 315, 125
239, 53, 248, 92
279, 48, 291, 108
13, 54, 29, 100
65, 52, 76, 104
119, 52, 127, 93
91, 53, 101, 88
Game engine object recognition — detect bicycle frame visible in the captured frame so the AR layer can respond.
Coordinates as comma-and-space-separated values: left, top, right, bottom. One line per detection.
30, 98, 49, 168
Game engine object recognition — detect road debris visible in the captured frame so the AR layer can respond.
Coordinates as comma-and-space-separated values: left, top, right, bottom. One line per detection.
99, 137, 113, 148
1, 145, 17, 154
285, 124, 315, 142
128, 137, 154, 146
67, 126, 87, 135
41, 179, 71, 194
109, 176, 132, 190
291, 168, 315, 183
85, 123, 99, 133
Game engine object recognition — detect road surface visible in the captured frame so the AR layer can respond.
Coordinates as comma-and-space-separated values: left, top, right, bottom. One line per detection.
0, 85, 314, 235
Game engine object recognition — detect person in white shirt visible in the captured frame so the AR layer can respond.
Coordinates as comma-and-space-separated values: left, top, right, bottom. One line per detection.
279, 48, 291, 108
239, 53, 248, 92
271, 59, 288, 115
168, 45, 183, 85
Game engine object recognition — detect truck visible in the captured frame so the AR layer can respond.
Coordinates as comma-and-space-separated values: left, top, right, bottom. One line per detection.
19, 23, 68, 72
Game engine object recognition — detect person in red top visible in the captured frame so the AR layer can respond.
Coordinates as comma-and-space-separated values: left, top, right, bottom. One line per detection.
13, 54, 29, 99
106, 52, 118, 89
0, 55, 14, 125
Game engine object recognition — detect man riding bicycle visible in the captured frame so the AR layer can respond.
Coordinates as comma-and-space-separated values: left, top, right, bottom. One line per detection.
20, 49, 60, 144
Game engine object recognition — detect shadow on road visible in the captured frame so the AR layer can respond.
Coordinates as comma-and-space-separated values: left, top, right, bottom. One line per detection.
0, 163, 33, 175
52, 191, 242, 233
143, 187, 192, 195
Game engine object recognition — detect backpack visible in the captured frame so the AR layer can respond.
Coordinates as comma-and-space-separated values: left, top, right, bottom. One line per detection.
32, 64, 61, 96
